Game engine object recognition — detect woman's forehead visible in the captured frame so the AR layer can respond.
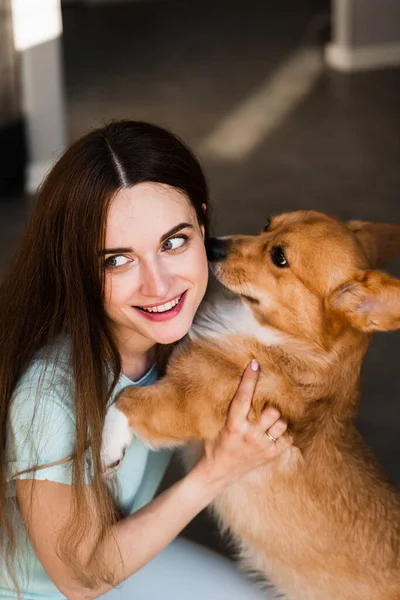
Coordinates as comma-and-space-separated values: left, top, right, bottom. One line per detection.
105, 182, 195, 248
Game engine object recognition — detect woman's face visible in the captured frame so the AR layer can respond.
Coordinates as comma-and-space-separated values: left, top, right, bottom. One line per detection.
103, 182, 208, 348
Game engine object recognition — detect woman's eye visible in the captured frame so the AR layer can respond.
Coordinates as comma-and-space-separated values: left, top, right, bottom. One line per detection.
270, 246, 289, 268
105, 255, 130, 269
163, 236, 187, 251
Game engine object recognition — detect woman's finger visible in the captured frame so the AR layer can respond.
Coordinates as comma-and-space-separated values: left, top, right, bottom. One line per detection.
259, 406, 281, 433
226, 360, 260, 428
266, 418, 288, 443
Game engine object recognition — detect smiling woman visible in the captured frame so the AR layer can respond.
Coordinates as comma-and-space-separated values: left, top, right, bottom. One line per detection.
0, 120, 287, 600
102, 183, 208, 369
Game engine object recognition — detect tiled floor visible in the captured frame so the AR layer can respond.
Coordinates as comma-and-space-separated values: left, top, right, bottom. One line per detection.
2, 0, 399, 556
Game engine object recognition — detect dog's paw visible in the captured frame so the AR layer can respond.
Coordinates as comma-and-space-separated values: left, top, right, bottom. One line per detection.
101, 404, 134, 471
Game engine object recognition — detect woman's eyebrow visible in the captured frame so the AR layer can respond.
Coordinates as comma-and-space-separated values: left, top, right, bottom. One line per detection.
98, 247, 132, 256
160, 222, 193, 242
98, 223, 194, 256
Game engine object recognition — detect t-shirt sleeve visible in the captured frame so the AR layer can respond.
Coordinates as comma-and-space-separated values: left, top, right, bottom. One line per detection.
6, 370, 89, 485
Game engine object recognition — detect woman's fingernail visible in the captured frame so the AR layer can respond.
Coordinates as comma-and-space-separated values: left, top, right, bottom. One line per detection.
251, 359, 259, 371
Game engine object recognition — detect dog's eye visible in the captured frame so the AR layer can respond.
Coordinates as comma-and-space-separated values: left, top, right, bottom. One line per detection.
263, 218, 271, 232
270, 246, 289, 268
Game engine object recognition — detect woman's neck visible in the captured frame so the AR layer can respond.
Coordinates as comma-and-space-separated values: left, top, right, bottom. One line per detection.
115, 331, 157, 382
120, 346, 156, 381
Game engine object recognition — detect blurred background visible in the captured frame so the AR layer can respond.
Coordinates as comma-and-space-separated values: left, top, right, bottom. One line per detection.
1, 0, 399, 557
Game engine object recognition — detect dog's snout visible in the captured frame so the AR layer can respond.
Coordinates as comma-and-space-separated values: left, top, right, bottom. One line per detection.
205, 237, 230, 262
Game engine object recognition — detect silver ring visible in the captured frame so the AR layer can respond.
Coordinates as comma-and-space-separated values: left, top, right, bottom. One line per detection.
266, 431, 277, 443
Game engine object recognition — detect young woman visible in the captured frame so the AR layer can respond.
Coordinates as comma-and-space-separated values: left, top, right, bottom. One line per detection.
0, 121, 288, 600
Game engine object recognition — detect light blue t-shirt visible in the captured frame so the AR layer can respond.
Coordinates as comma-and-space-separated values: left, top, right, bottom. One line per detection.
1, 342, 172, 599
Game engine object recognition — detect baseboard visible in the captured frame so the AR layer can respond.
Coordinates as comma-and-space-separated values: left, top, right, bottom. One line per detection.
25, 160, 54, 195
325, 41, 400, 72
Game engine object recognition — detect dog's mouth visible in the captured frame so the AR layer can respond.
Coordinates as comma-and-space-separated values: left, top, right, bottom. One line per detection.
240, 294, 260, 305
210, 264, 261, 305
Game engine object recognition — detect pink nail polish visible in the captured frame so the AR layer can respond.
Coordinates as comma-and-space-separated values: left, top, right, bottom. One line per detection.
251, 359, 259, 371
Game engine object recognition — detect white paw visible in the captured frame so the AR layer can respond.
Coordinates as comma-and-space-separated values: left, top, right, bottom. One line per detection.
101, 404, 134, 470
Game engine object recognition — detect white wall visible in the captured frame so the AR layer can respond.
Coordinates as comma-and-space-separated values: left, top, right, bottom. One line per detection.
11, 0, 67, 194
326, 0, 400, 71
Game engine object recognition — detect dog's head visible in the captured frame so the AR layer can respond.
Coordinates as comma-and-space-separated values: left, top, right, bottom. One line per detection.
206, 211, 400, 345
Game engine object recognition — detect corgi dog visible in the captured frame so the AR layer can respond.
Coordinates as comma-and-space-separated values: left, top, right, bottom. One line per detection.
102, 210, 400, 600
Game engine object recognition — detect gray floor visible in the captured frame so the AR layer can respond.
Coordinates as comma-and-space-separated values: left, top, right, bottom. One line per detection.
1, 0, 399, 556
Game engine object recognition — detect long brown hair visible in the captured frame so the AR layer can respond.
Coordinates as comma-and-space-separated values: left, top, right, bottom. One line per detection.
0, 121, 210, 590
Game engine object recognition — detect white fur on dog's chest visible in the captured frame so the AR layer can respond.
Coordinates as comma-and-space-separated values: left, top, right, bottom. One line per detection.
188, 294, 284, 347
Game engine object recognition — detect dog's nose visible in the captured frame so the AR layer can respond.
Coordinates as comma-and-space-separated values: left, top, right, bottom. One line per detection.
205, 237, 230, 262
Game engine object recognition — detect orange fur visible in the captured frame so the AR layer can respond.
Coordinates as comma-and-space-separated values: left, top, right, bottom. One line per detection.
116, 211, 400, 600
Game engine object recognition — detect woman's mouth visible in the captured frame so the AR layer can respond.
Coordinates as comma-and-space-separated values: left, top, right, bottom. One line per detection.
133, 291, 187, 322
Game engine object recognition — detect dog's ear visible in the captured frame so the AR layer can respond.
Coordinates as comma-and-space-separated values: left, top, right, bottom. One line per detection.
329, 271, 400, 332
347, 220, 400, 269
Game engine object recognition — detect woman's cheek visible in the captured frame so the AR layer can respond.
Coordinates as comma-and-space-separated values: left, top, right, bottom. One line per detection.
195, 246, 209, 299
103, 272, 133, 311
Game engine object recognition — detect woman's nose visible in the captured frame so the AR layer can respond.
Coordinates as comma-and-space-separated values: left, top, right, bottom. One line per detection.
140, 261, 171, 298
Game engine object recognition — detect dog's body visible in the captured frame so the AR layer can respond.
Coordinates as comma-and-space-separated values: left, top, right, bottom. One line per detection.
102, 211, 400, 600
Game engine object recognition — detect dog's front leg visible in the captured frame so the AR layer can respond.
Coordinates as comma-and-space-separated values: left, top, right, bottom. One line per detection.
101, 378, 212, 468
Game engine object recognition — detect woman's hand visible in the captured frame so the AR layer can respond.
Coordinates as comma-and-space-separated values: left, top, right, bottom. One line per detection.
195, 360, 290, 492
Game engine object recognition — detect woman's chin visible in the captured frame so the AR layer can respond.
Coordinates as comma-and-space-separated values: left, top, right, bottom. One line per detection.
153, 328, 190, 345
150, 318, 193, 345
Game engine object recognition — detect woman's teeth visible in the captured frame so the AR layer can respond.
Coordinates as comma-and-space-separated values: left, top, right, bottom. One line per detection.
139, 294, 182, 313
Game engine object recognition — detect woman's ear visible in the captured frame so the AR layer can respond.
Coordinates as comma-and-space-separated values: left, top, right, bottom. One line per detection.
200, 204, 206, 238
329, 270, 400, 332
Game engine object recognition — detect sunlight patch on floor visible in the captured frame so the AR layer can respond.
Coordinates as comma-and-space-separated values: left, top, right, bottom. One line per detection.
199, 46, 323, 162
